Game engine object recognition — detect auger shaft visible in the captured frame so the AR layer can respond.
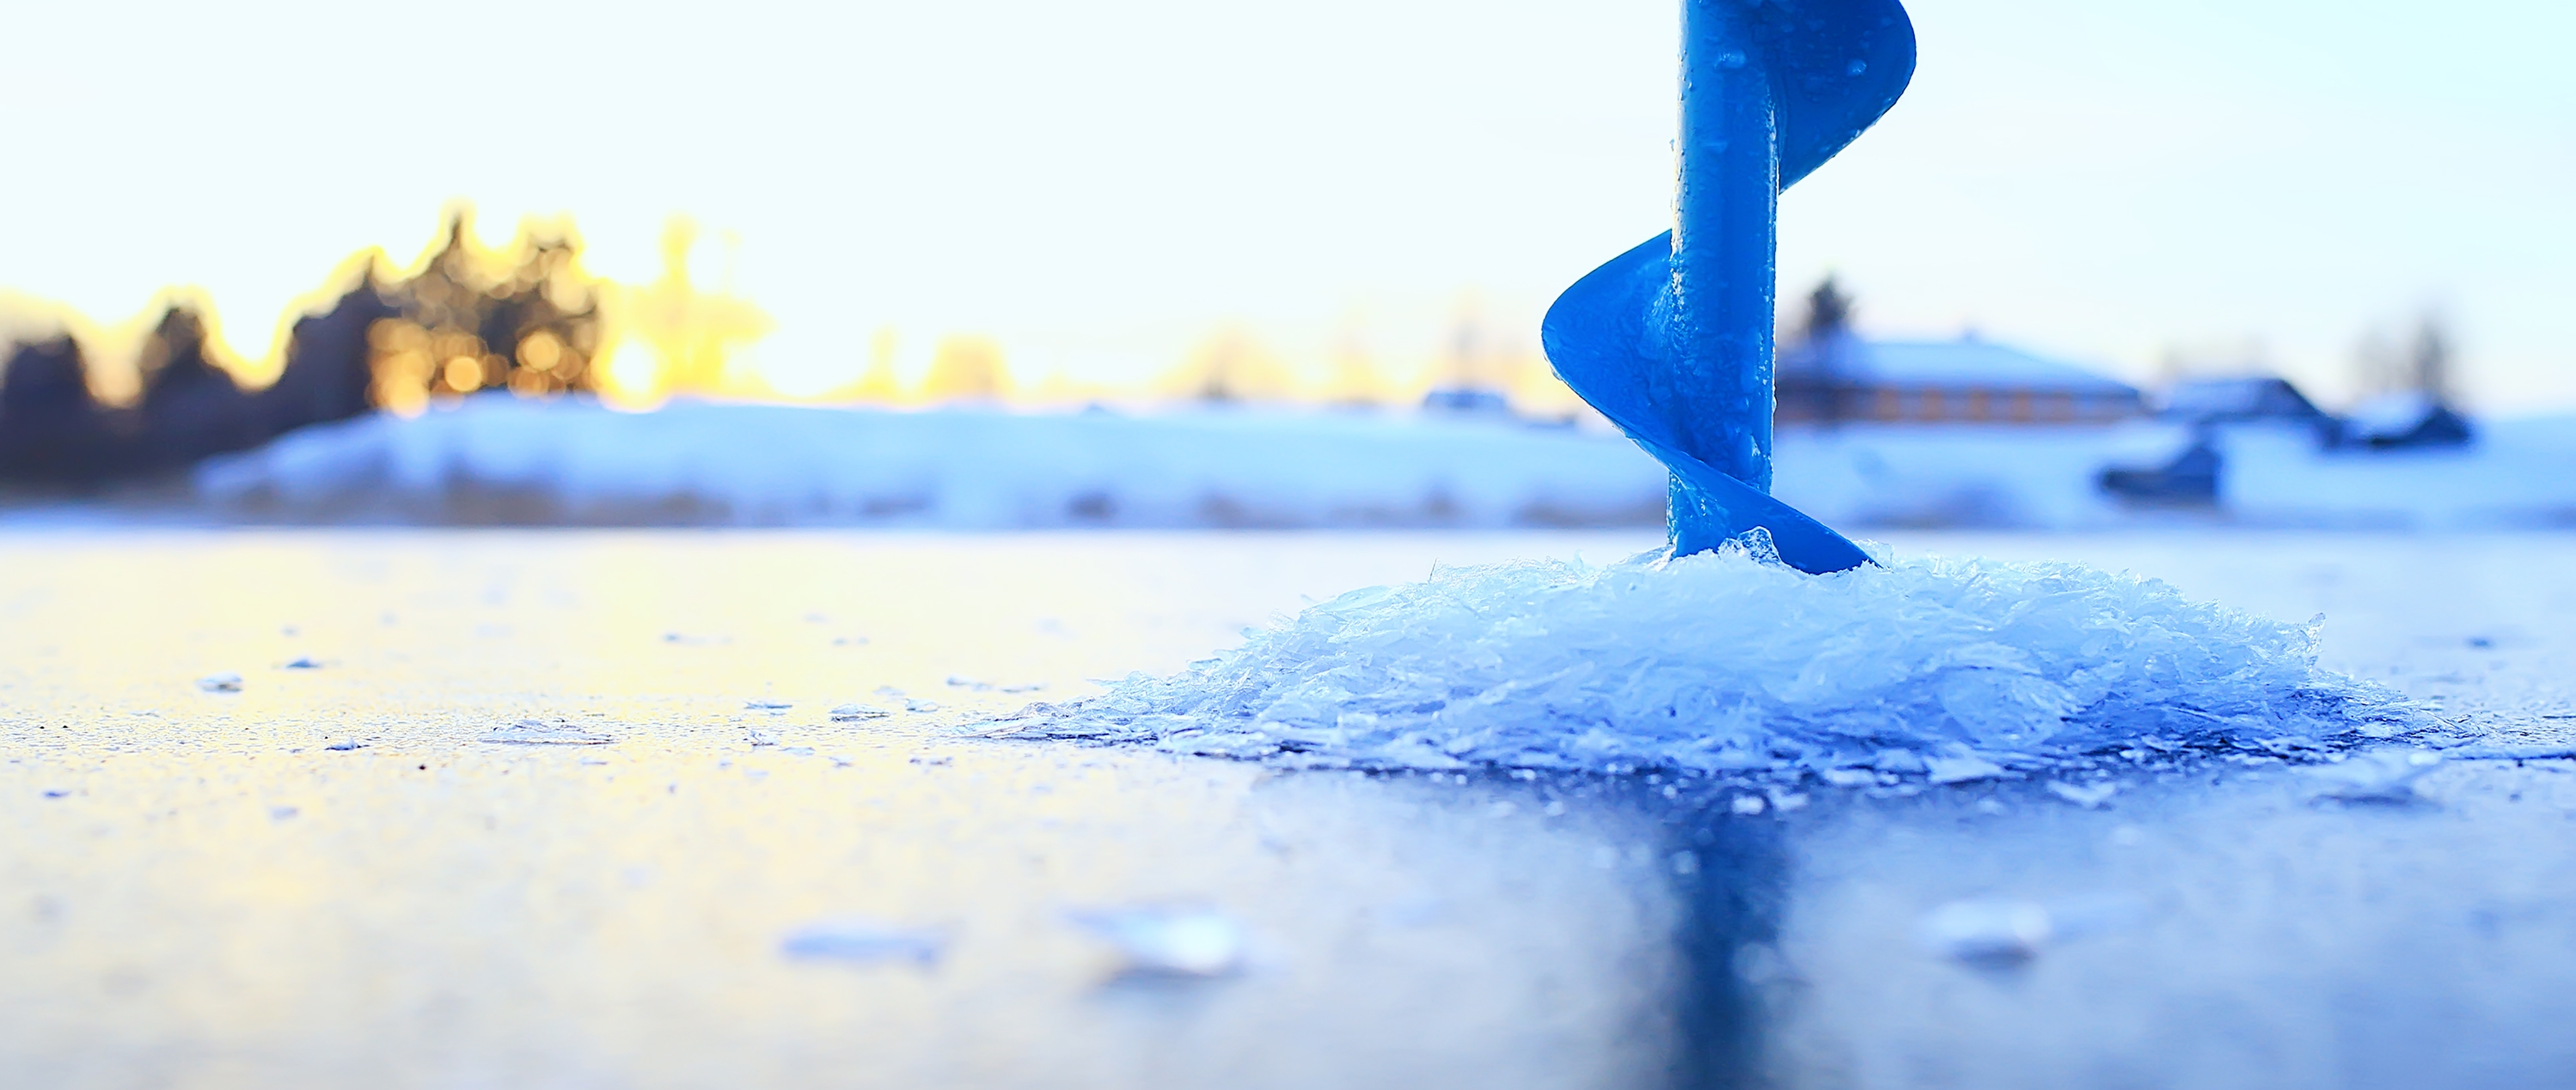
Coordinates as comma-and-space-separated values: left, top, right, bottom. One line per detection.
1670, 0, 1782, 533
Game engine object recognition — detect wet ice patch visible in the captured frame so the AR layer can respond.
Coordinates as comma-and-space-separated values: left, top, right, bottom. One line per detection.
992, 543, 2416, 777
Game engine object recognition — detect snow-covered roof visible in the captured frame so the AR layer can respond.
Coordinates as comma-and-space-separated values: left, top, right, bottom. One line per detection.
1851, 339, 2137, 394
2161, 377, 2324, 421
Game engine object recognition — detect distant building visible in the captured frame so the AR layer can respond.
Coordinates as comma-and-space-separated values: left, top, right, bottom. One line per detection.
2159, 376, 2333, 426
2342, 390, 2474, 449
1778, 336, 2144, 426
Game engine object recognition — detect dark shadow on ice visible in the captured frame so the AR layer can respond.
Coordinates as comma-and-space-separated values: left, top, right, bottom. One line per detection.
1595, 779, 1793, 1090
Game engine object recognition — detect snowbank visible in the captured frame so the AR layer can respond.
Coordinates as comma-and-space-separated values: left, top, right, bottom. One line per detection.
190, 397, 2576, 531
985, 538, 2416, 776
193, 398, 1667, 528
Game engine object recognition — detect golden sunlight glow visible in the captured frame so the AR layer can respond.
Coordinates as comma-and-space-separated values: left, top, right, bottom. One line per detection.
2, 204, 1600, 423
596, 217, 775, 409
919, 336, 1015, 404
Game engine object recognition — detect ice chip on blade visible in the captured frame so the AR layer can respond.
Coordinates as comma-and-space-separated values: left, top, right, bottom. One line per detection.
1066, 906, 1247, 978
995, 548, 2413, 778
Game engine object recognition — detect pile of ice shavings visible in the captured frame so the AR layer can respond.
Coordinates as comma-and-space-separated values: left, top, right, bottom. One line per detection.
993, 538, 2419, 777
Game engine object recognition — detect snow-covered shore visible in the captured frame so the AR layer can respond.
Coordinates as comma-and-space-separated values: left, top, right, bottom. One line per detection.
186, 397, 2576, 531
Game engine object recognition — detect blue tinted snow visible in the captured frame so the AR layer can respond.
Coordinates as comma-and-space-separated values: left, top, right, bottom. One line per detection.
1001, 540, 2416, 777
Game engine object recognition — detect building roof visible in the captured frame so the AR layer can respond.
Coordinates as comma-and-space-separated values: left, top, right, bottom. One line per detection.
2160, 376, 2326, 421
1848, 338, 2137, 394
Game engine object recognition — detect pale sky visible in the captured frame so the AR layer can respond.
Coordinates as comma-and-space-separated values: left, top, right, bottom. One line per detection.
3, 0, 2569, 410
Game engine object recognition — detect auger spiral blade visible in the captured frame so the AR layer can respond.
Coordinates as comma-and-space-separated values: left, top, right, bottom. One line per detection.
1541, 0, 1915, 575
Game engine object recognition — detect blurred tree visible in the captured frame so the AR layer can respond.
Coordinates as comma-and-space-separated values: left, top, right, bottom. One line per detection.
0, 336, 124, 486
134, 307, 263, 470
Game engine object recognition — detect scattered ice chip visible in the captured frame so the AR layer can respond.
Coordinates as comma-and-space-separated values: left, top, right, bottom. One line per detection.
1873, 748, 1926, 774
904, 699, 940, 714
747, 728, 780, 747
781, 746, 815, 757
1766, 789, 1810, 812
1067, 906, 1247, 977
323, 740, 364, 752
2047, 780, 2120, 808
944, 675, 992, 691
2304, 748, 2443, 802
909, 754, 953, 767
779, 918, 945, 966
1730, 795, 1767, 815
999, 683, 1047, 693
195, 672, 243, 693
829, 703, 891, 721
482, 719, 613, 745
280, 657, 321, 670
1925, 755, 2006, 785
1820, 768, 1877, 788
745, 699, 792, 711
1919, 899, 2052, 963
41, 789, 68, 799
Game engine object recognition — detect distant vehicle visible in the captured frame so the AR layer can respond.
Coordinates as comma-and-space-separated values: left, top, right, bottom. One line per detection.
1777, 336, 2144, 426
2097, 433, 2222, 507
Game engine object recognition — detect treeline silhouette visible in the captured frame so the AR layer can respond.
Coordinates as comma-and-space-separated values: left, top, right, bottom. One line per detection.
0, 215, 603, 490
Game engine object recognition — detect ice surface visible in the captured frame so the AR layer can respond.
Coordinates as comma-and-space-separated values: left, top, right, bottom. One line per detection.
993, 539, 2418, 777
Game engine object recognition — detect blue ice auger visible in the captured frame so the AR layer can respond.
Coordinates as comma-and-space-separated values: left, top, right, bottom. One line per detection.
1541, 0, 1915, 574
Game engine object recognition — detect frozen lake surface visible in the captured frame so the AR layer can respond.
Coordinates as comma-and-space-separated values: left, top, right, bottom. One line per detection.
3, 529, 2573, 1088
